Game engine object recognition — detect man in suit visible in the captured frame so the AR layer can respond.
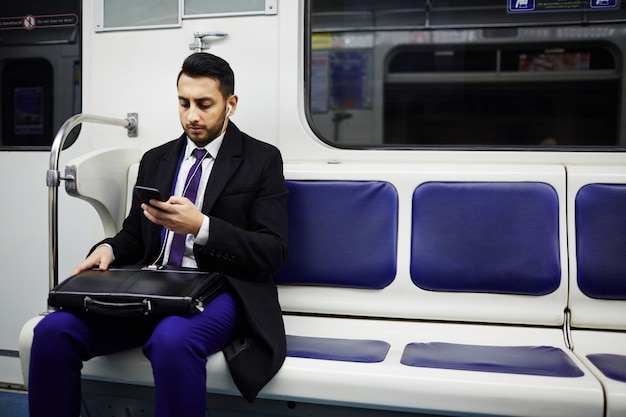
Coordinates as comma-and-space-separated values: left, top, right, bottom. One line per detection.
28, 52, 288, 417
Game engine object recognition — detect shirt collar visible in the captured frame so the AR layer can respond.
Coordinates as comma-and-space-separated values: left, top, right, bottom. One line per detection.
184, 132, 225, 160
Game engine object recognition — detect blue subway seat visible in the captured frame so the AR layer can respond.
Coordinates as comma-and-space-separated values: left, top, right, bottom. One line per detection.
587, 354, 626, 383
401, 342, 584, 377
286, 335, 390, 363
411, 182, 561, 295
275, 180, 398, 289
576, 183, 626, 300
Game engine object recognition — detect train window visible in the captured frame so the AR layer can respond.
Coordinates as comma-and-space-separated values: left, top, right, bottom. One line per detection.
1, 59, 53, 148
184, 0, 277, 18
307, 0, 626, 149
96, 0, 277, 31
95, 0, 181, 31
0, 0, 81, 150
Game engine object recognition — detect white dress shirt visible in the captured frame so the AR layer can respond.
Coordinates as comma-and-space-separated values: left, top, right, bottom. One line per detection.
162, 135, 224, 267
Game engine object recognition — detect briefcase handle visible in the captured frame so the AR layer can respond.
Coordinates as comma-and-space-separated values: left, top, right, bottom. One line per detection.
84, 296, 151, 317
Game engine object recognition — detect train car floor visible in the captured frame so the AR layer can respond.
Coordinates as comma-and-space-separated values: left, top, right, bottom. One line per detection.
0, 388, 28, 417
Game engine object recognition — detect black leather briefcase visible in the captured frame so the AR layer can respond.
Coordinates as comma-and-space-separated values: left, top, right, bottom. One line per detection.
48, 267, 224, 317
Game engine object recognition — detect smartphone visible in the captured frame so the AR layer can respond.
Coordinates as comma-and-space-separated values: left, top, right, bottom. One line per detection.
134, 185, 166, 205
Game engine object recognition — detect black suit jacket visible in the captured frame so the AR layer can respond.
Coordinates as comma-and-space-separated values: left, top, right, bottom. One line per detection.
96, 123, 289, 402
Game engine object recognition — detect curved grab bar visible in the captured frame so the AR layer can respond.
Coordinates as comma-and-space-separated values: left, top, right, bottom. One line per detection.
46, 113, 138, 291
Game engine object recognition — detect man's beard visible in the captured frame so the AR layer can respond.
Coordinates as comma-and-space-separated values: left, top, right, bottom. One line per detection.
185, 111, 227, 147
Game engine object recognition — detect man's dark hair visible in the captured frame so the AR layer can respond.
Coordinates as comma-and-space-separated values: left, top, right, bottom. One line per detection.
177, 52, 235, 98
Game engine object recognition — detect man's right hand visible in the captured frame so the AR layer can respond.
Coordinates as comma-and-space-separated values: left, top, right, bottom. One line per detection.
71, 244, 114, 276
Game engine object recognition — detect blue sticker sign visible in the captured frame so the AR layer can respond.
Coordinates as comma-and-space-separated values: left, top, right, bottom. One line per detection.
510, 0, 536, 11
509, 0, 619, 13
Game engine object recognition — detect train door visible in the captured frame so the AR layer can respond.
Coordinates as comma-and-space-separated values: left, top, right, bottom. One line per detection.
0, 0, 80, 386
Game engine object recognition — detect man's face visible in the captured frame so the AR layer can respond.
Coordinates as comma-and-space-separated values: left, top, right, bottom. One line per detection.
177, 74, 233, 147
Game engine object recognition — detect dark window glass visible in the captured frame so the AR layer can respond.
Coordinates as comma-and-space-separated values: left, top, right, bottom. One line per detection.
0, 0, 81, 150
307, 0, 625, 149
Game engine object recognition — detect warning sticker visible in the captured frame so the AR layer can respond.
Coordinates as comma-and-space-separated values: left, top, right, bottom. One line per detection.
0, 13, 78, 31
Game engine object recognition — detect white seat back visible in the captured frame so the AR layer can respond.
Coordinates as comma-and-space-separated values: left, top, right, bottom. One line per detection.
65, 148, 141, 236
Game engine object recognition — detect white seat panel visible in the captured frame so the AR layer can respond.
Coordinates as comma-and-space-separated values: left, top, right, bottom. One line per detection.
572, 330, 626, 417
20, 314, 603, 416
65, 148, 140, 236
567, 165, 626, 330
18, 316, 44, 388
265, 316, 603, 417
282, 163, 569, 327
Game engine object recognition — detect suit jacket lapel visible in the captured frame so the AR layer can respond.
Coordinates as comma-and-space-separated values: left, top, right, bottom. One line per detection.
156, 133, 186, 198
202, 123, 243, 213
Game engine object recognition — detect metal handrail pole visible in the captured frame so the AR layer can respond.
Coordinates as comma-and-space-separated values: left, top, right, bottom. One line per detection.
46, 113, 138, 291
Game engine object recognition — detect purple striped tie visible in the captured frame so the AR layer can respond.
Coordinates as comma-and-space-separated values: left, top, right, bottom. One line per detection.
167, 148, 207, 266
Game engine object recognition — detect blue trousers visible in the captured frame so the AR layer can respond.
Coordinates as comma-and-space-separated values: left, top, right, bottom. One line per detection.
28, 291, 239, 417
